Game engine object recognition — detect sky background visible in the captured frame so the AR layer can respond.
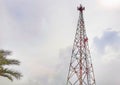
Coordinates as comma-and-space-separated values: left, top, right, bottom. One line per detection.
0, 0, 120, 85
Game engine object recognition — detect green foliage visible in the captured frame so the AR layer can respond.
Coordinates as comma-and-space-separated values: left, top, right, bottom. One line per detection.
0, 50, 22, 81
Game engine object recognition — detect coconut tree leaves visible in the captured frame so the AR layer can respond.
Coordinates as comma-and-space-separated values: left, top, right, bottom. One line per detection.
0, 50, 22, 81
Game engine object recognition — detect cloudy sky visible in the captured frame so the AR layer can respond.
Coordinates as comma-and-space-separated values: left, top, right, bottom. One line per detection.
0, 0, 120, 85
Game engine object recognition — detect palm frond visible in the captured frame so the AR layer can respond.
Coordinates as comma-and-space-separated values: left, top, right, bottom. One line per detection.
2, 68, 22, 79
0, 74, 13, 81
0, 49, 22, 81
0, 50, 11, 57
0, 59, 20, 66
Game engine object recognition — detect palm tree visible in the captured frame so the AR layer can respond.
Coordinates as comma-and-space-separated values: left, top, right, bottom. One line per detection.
0, 50, 22, 81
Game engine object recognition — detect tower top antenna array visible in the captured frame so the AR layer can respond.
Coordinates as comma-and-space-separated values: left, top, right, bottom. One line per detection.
77, 4, 85, 12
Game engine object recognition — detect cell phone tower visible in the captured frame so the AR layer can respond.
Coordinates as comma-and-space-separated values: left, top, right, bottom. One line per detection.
66, 4, 96, 85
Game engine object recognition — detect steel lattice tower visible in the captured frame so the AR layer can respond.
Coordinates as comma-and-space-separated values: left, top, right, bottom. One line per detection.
66, 4, 96, 85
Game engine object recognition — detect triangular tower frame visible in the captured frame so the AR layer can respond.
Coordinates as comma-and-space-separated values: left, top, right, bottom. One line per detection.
66, 4, 96, 85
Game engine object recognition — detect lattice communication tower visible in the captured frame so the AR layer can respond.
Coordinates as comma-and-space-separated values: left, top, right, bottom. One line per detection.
66, 4, 96, 85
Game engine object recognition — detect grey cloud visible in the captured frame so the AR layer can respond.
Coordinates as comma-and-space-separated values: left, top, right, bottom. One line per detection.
96, 53, 120, 85
93, 30, 120, 54
4, 0, 44, 22
27, 46, 72, 85
1, 0, 74, 48
92, 30, 120, 85
46, 46, 72, 85
54, 47, 72, 84
1, 0, 55, 46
